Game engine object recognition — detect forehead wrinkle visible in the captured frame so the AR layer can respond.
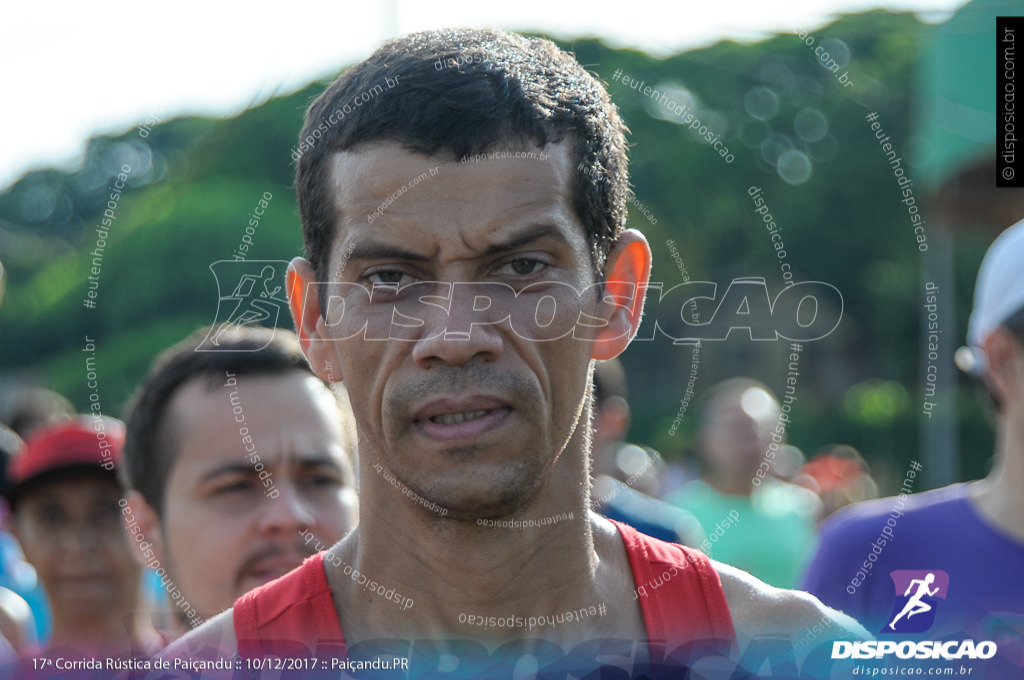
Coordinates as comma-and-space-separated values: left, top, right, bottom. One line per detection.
337, 223, 443, 264
326, 143, 581, 271
337, 204, 577, 270
263, 421, 347, 469
329, 148, 437, 214
428, 183, 577, 248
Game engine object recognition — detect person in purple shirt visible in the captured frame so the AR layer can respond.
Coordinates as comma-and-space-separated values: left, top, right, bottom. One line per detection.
801, 219, 1024, 679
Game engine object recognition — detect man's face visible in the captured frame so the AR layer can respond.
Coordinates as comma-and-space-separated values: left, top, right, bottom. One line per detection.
703, 387, 778, 475
156, 371, 356, 616
311, 141, 601, 519
14, 473, 140, 622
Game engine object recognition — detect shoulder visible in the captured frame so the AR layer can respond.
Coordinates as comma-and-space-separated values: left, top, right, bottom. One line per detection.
819, 482, 968, 542
0, 587, 33, 653
715, 560, 869, 647
757, 479, 821, 518
667, 479, 711, 502
161, 608, 238, 661
802, 484, 970, 597
605, 483, 704, 544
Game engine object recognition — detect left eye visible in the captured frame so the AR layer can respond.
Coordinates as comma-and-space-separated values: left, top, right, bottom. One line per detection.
503, 259, 545, 276
305, 475, 341, 488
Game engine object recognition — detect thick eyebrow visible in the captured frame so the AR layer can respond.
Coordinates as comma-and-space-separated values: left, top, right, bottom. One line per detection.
294, 456, 345, 472
344, 225, 571, 265
200, 456, 342, 482
345, 243, 430, 263
200, 462, 263, 482
483, 225, 571, 256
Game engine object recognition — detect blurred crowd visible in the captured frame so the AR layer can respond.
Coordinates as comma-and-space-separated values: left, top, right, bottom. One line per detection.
0, 326, 359, 664
590, 362, 879, 590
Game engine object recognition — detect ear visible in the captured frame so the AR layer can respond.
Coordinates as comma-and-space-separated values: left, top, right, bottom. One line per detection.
982, 326, 1024, 407
124, 491, 166, 570
597, 395, 632, 442
591, 229, 652, 361
6, 512, 20, 545
6, 515, 38, 568
287, 257, 341, 383
0, 500, 13, 534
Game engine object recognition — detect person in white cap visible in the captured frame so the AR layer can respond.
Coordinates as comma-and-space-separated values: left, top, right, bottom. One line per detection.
801, 219, 1024, 677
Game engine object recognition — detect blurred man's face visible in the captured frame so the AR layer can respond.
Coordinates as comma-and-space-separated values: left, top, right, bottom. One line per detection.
14, 473, 141, 622
144, 371, 356, 617
703, 387, 779, 476
307, 141, 602, 520
983, 323, 1024, 426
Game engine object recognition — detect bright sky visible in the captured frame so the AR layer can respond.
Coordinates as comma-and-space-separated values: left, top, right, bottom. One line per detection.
0, 0, 966, 190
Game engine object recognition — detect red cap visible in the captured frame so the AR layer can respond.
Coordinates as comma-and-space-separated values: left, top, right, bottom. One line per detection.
801, 455, 863, 493
7, 416, 124, 491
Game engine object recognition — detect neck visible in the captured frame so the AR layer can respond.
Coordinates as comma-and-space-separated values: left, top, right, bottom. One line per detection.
707, 470, 755, 496
168, 609, 195, 641
972, 416, 1024, 541
49, 611, 158, 657
328, 428, 630, 646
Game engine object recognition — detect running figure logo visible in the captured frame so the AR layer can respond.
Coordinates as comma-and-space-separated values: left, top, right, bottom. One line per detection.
198, 260, 290, 351
884, 570, 949, 634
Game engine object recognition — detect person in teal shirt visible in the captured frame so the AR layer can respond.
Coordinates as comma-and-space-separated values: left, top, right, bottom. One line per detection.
664, 378, 820, 588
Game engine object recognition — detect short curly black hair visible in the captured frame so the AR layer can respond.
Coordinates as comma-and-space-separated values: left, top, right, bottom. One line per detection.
295, 28, 629, 298
121, 326, 352, 515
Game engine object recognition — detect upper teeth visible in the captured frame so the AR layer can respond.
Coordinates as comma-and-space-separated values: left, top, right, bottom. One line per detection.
432, 410, 488, 425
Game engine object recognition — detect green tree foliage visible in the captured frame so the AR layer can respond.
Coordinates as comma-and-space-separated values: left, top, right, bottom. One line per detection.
0, 13, 995, 487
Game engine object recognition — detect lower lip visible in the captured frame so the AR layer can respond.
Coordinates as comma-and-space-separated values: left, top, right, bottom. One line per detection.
415, 407, 512, 444
60, 577, 112, 593
246, 565, 301, 584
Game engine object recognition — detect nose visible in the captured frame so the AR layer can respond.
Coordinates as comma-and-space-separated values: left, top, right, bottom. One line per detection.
412, 282, 506, 368
412, 323, 505, 368
256, 481, 316, 535
59, 523, 103, 553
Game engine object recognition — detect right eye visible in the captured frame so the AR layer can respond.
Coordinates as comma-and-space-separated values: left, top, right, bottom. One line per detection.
34, 505, 65, 528
214, 480, 255, 495
365, 270, 416, 287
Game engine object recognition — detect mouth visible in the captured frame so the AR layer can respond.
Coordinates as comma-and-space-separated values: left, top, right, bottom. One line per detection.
245, 568, 295, 584
429, 409, 491, 425
57, 574, 115, 596
60, 574, 110, 585
413, 397, 513, 444
242, 556, 307, 585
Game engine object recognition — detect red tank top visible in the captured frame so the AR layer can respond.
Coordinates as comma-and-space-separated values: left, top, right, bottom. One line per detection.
235, 520, 735, 661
